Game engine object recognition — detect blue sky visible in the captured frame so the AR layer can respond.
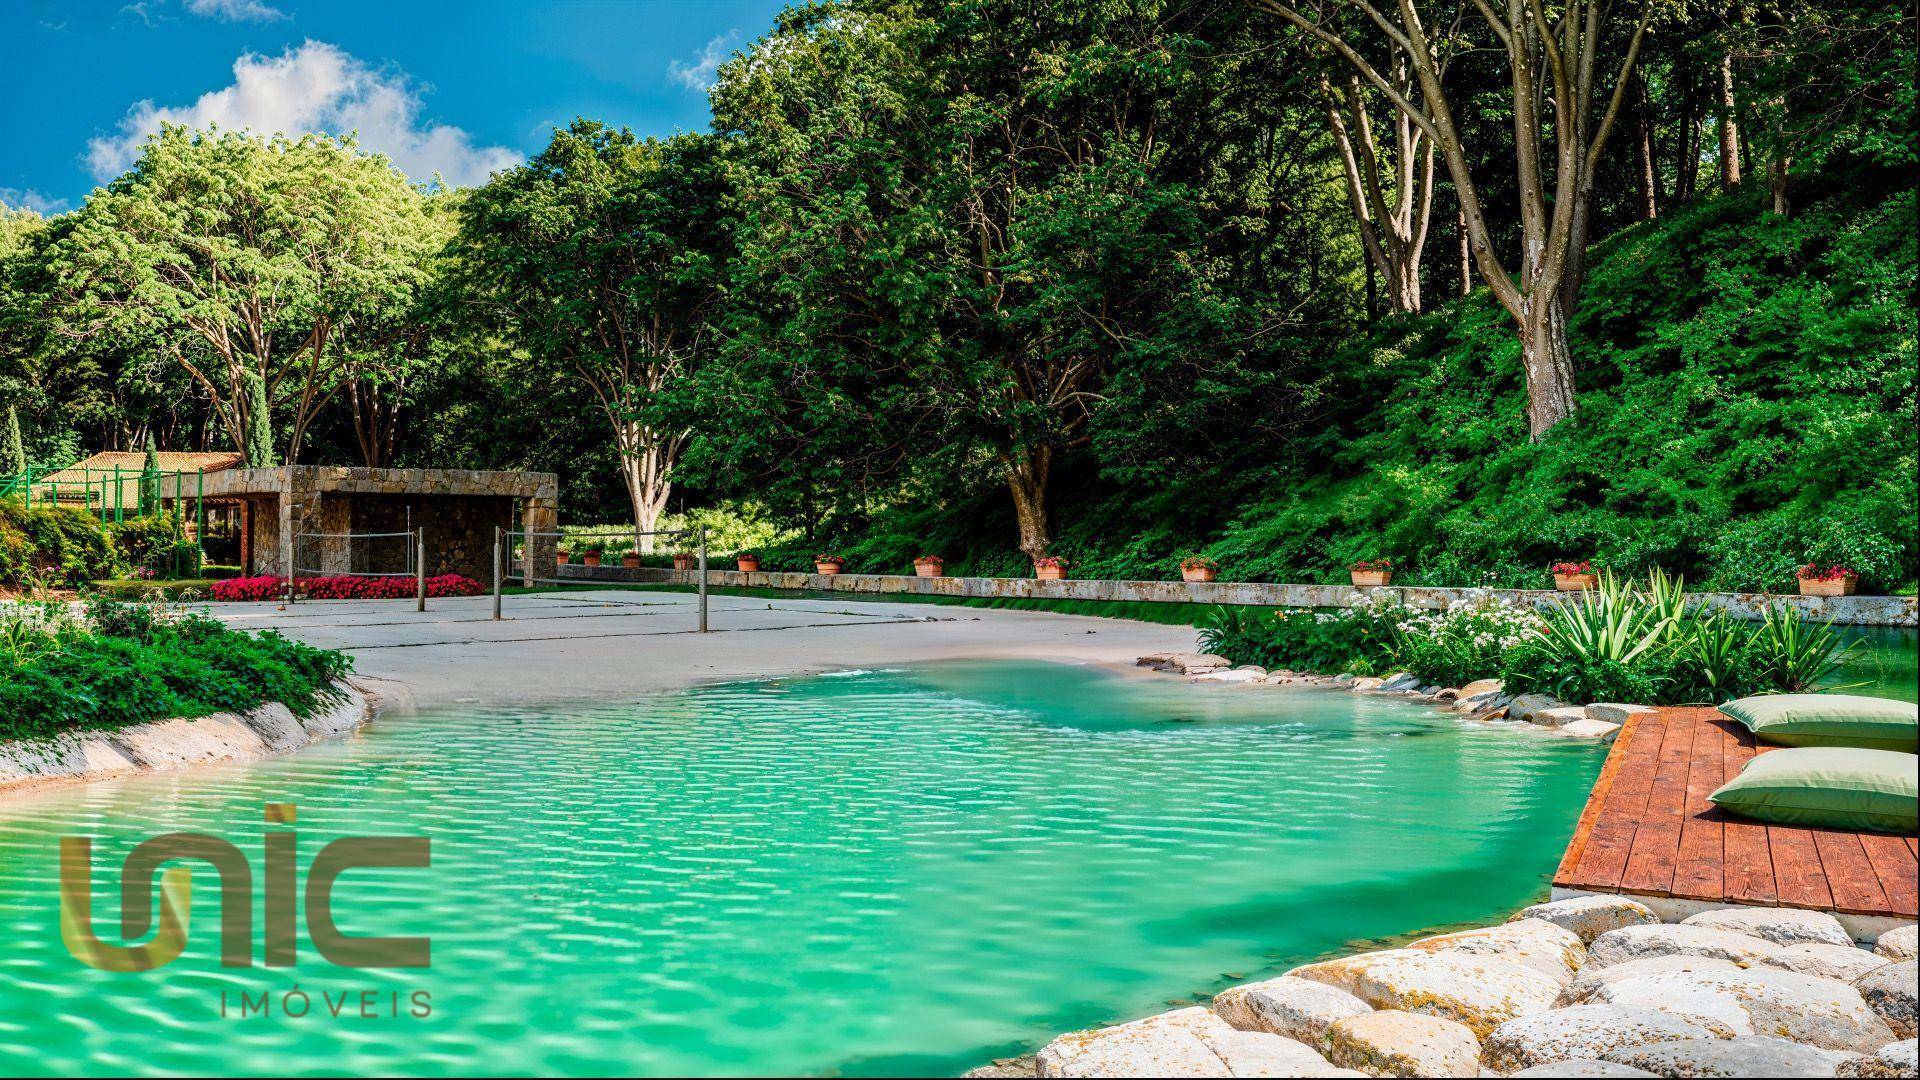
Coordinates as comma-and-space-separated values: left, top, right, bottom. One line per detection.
2, 0, 790, 213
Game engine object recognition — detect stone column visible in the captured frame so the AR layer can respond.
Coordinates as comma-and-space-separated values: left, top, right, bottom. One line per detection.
521, 484, 559, 586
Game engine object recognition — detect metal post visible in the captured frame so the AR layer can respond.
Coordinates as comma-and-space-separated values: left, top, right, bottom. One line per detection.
491, 526, 503, 621
697, 525, 708, 633
415, 528, 427, 613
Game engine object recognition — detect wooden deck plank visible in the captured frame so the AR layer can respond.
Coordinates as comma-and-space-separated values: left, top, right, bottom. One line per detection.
1620, 709, 1704, 893
1670, 713, 1729, 899
1554, 705, 1914, 919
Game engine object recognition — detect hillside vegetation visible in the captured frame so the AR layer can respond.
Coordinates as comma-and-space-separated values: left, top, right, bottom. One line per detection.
831, 167, 1917, 594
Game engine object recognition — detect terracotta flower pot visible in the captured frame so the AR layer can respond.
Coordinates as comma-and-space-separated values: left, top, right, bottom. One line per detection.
1798, 576, 1856, 597
557, 553, 571, 565
815, 561, 844, 576
581, 552, 602, 567
737, 557, 761, 573
621, 553, 641, 569
1554, 572, 1598, 592
1035, 564, 1066, 581
914, 560, 944, 578
1350, 569, 1391, 587
1182, 566, 1217, 583
673, 554, 696, 571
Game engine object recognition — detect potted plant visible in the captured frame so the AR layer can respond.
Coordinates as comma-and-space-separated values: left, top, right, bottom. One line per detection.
1796, 563, 1858, 597
1350, 558, 1393, 587
1033, 555, 1069, 581
1179, 555, 1218, 583
672, 551, 697, 572
578, 542, 603, 568
913, 554, 945, 578
556, 545, 572, 566
621, 549, 642, 569
814, 554, 846, 576
737, 552, 762, 573
1551, 560, 1599, 591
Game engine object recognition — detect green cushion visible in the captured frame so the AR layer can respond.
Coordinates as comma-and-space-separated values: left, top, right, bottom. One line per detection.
1719, 694, 1919, 753
1710, 747, 1918, 833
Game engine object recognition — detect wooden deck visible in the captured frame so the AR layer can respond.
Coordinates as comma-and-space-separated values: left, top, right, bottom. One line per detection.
1554, 706, 1918, 918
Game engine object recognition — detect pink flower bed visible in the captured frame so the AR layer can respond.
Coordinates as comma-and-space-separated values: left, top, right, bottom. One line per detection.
209, 574, 485, 602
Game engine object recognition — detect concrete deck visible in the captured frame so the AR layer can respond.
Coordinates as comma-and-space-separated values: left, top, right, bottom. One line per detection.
205, 589, 1196, 707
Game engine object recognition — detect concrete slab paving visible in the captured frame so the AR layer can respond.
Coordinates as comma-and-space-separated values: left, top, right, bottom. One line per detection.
202, 589, 1198, 708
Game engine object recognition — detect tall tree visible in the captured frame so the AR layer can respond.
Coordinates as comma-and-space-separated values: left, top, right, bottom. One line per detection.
1253, 0, 1654, 436
41, 126, 431, 464
460, 124, 731, 551
1318, 59, 1437, 312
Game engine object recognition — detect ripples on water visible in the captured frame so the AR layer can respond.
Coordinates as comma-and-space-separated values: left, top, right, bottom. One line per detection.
0, 660, 1606, 1076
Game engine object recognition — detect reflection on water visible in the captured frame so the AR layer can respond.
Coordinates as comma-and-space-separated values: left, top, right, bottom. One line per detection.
1836, 627, 1918, 702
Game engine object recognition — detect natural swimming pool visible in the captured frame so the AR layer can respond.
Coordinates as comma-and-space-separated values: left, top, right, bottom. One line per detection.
0, 660, 1613, 1076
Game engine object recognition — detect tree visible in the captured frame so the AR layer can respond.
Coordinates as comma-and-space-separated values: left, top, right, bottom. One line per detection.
2, 405, 23, 475
41, 126, 432, 464
1253, 0, 1654, 436
1319, 59, 1437, 312
244, 370, 275, 468
460, 124, 731, 551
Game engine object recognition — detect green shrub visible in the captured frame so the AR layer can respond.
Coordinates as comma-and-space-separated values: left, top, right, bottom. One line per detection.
0, 497, 114, 588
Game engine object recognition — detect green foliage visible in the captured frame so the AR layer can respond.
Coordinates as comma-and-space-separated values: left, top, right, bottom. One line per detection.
1, 405, 22, 475
0, 599, 351, 740
244, 370, 275, 467
0, 497, 113, 589
103, 513, 199, 578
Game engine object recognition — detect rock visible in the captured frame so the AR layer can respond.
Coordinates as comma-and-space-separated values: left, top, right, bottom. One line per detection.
1561, 955, 1742, 1007
1379, 672, 1422, 691
1334, 673, 1358, 685
1854, 961, 1917, 1039
1531, 707, 1591, 729
1876, 925, 1917, 963
1420, 685, 1442, 696
1510, 1061, 1655, 1077
1434, 688, 1461, 701
1155, 653, 1233, 675
1560, 719, 1624, 741
1192, 668, 1265, 683
1137, 653, 1176, 668
1585, 704, 1655, 725
1408, 918, 1587, 986
1212, 975, 1371, 1044
1482, 1005, 1723, 1072
1684, 907, 1856, 948
1579, 966, 1895, 1052
1351, 676, 1386, 691
1764, 944, 1892, 982
1837, 1039, 1916, 1078
1603, 1036, 1861, 1077
1287, 948, 1562, 1037
1323, 1010, 1480, 1078
1459, 678, 1505, 697
1233, 664, 1268, 674
1508, 694, 1568, 723
1588, 924, 1783, 969
1035, 1006, 1349, 1077
1516, 896, 1661, 945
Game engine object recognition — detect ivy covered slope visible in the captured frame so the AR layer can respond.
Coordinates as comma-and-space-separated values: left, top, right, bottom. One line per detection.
900, 166, 1914, 592
0, 600, 351, 741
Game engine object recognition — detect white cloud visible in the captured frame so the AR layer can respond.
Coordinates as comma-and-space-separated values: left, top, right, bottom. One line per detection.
0, 188, 71, 215
669, 31, 739, 92
86, 41, 521, 187
184, 0, 288, 22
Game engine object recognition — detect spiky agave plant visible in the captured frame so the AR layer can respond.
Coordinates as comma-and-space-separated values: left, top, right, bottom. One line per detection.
1753, 603, 1859, 693
1534, 570, 1675, 665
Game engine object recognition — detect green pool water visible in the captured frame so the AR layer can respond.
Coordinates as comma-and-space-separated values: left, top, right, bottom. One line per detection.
1838, 627, 1919, 701
0, 660, 1608, 1077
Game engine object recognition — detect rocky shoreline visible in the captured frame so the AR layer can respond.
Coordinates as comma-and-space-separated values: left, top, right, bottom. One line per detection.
981, 897, 1917, 1078
1135, 651, 1645, 740
0, 675, 412, 795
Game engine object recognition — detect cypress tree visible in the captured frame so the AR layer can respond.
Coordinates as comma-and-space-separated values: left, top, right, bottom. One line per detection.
140, 431, 162, 513
244, 372, 276, 468
2, 405, 23, 477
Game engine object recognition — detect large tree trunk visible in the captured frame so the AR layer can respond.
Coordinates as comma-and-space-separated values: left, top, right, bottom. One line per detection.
1003, 447, 1052, 560
613, 420, 674, 555
1457, 208, 1471, 297
1716, 52, 1742, 187
1633, 71, 1659, 220
1767, 151, 1791, 216
1520, 296, 1576, 437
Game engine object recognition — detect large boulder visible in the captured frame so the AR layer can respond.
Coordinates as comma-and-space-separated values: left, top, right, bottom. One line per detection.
1577, 966, 1896, 1052
1854, 961, 1917, 1040
1529, 706, 1591, 729
1407, 918, 1587, 986
1322, 1010, 1480, 1078
1481, 1004, 1722, 1073
1560, 719, 1624, 741
1587, 923, 1783, 969
1459, 678, 1505, 697
1035, 1006, 1350, 1077
1212, 975, 1371, 1044
1561, 955, 1742, 1008
1150, 653, 1234, 675
1515, 896, 1661, 944
1603, 1036, 1862, 1077
1683, 906, 1856, 948
1876, 925, 1917, 963
1585, 704, 1655, 725
1507, 694, 1568, 723
1837, 1039, 1916, 1079
1287, 948, 1561, 1037
1764, 943, 1893, 983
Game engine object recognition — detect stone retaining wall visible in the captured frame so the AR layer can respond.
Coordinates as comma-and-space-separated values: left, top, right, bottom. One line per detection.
650, 570, 1916, 626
